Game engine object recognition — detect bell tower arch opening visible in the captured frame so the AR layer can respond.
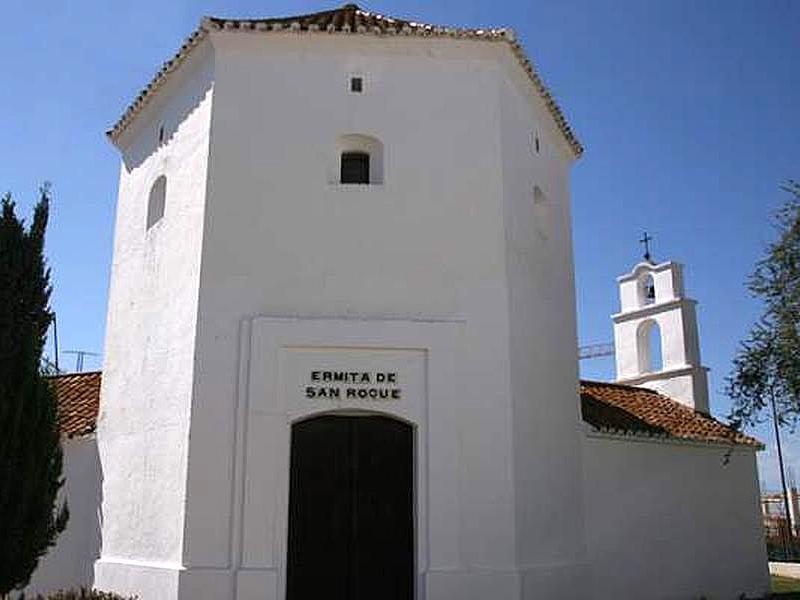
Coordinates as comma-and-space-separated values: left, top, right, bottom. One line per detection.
638, 273, 656, 306
636, 319, 663, 374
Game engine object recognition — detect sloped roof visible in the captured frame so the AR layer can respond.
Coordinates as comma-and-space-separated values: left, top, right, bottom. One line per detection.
48, 371, 101, 438
580, 380, 762, 448
107, 3, 583, 157
47, 370, 758, 448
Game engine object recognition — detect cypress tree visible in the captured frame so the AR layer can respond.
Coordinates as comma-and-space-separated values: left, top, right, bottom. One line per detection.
0, 186, 68, 596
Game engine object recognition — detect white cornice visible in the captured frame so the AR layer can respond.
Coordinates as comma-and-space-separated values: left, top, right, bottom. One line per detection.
616, 364, 709, 386
612, 297, 695, 323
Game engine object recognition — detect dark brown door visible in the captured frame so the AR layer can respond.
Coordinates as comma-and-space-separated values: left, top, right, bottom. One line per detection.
286, 415, 414, 600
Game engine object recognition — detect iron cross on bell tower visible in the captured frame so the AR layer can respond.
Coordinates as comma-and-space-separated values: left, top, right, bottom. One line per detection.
639, 231, 654, 263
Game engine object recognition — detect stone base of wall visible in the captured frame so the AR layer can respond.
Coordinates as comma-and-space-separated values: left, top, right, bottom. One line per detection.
770, 561, 800, 579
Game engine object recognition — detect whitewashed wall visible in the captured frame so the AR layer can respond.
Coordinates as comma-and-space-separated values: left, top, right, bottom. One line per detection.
189, 32, 510, 598
498, 48, 589, 594
94, 39, 214, 597
583, 433, 769, 600
96, 27, 590, 599
176, 32, 587, 600
21, 437, 101, 597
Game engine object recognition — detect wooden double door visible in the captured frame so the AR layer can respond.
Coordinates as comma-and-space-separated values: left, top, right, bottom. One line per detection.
286, 415, 414, 600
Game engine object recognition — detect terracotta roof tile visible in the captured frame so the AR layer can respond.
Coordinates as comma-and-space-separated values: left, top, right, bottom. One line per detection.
580, 380, 762, 448
204, 4, 505, 36
47, 371, 101, 438
45, 371, 759, 448
108, 3, 583, 157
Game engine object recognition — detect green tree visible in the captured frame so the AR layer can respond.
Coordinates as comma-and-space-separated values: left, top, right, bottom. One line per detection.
0, 186, 68, 596
727, 181, 800, 429
726, 181, 800, 558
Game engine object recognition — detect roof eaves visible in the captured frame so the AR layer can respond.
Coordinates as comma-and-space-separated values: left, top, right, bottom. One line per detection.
579, 379, 763, 449
62, 427, 97, 440
47, 370, 103, 379
106, 8, 583, 157
106, 24, 210, 143
585, 424, 763, 451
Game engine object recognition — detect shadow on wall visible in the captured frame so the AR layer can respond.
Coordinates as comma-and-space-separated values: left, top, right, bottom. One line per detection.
119, 41, 214, 172
19, 437, 103, 597
121, 83, 213, 173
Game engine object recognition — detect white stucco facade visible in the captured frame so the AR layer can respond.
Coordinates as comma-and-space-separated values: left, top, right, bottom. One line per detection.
583, 432, 769, 599
95, 39, 214, 594
20, 437, 101, 598
95, 26, 588, 600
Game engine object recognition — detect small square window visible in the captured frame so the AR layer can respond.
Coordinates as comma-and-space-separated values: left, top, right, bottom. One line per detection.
341, 152, 370, 184
350, 77, 363, 93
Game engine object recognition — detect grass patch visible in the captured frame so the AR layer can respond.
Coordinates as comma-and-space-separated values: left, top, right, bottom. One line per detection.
773, 574, 800, 594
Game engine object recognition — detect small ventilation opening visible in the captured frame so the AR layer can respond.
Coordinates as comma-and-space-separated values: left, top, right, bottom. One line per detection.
350, 77, 363, 93
340, 151, 370, 184
147, 175, 167, 229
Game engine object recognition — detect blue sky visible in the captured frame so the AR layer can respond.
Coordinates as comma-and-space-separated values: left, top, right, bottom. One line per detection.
1, 0, 798, 489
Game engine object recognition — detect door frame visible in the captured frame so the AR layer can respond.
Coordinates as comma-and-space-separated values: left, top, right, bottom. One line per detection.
239, 317, 464, 600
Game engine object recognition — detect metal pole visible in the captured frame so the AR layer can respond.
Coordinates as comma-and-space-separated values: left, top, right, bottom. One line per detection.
771, 387, 794, 558
52, 312, 59, 372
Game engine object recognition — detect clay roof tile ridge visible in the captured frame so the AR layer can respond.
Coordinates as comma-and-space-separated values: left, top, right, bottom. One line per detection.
107, 5, 583, 157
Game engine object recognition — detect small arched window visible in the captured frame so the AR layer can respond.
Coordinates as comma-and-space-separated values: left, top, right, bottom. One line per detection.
637, 319, 663, 374
147, 175, 167, 230
334, 134, 383, 185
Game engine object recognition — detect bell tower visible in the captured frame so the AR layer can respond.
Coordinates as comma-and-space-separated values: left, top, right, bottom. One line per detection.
612, 257, 710, 413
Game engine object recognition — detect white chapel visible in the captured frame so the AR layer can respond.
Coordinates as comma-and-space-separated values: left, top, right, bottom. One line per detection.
23, 5, 768, 600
